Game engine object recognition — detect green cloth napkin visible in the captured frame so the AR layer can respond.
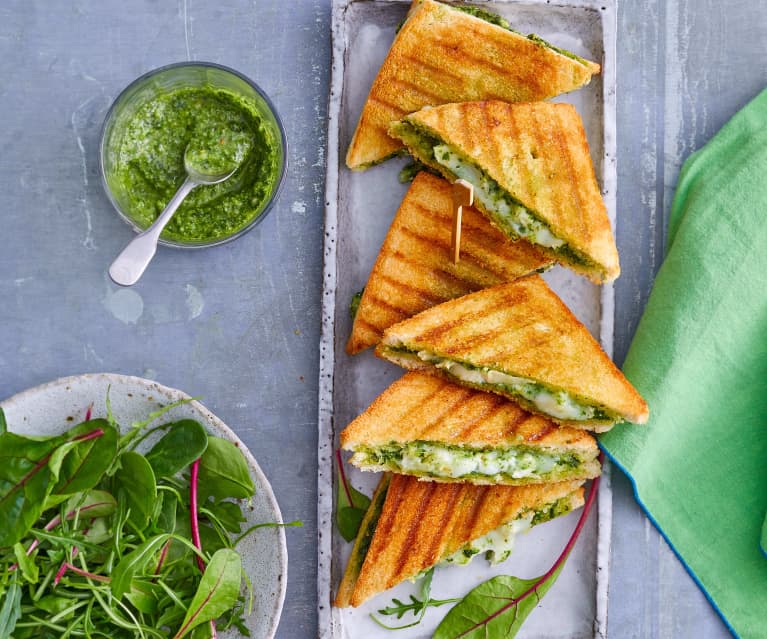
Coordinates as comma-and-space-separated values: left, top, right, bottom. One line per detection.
600, 88, 767, 638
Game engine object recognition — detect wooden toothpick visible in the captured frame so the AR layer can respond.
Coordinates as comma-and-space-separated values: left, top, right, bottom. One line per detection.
451, 179, 474, 264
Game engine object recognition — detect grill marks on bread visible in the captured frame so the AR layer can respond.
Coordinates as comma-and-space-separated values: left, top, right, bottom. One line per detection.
347, 173, 551, 354
342, 474, 585, 607
346, 0, 600, 169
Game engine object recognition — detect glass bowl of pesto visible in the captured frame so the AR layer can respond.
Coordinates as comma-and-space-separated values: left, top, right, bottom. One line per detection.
100, 61, 287, 247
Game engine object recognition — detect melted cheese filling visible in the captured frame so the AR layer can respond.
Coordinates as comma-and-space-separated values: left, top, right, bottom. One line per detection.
441, 516, 534, 566
356, 441, 565, 480
432, 145, 564, 249
417, 351, 595, 421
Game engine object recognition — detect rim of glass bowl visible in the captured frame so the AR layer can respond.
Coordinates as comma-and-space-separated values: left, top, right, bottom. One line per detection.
99, 61, 288, 249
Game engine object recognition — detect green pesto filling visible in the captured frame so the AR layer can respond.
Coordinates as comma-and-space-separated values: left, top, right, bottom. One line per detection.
390, 121, 597, 271
453, 5, 511, 30
349, 289, 364, 320
383, 345, 616, 423
531, 494, 577, 526
452, 5, 591, 66
355, 441, 584, 483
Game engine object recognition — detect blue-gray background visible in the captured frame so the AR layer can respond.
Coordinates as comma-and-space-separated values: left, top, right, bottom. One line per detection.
1, 1, 764, 637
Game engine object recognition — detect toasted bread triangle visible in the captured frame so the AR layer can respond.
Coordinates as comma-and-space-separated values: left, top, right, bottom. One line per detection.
346, 0, 600, 170
390, 101, 619, 283
334, 473, 585, 607
348, 173, 552, 354
340, 371, 600, 484
377, 276, 649, 429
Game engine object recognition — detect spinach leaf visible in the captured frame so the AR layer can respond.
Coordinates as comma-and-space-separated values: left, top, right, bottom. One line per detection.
0, 408, 7, 434
335, 450, 370, 542
204, 501, 246, 534
33, 594, 74, 615
197, 437, 254, 501
145, 420, 208, 478
156, 490, 179, 532
0, 579, 21, 637
114, 451, 157, 530
125, 580, 163, 615
52, 420, 118, 495
336, 483, 371, 542
172, 548, 242, 639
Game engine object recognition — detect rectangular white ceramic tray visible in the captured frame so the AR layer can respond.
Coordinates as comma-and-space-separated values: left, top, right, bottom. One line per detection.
318, 1, 617, 637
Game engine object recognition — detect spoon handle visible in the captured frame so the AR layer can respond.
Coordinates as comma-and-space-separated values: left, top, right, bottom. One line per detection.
108, 177, 197, 286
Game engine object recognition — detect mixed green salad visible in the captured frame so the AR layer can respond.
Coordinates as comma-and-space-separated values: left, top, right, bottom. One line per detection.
0, 400, 290, 639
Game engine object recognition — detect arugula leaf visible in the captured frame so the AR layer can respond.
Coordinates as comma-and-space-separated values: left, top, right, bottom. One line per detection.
172, 548, 242, 639
145, 420, 208, 478
233, 520, 303, 547
335, 450, 371, 542
433, 474, 601, 639
372, 568, 459, 630
197, 437, 255, 501
118, 397, 198, 449
0, 579, 21, 637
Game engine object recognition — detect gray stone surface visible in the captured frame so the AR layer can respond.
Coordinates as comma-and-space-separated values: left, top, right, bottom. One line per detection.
0, 1, 763, 637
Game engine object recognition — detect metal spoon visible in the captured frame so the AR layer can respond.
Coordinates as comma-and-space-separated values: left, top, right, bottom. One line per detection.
108, 152, 236, 287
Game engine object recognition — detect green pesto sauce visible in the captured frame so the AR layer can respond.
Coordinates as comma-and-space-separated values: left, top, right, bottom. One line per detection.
113, 86, 279, 243
453, 5, 511, 30
453, 5, 590, 66
349, 288, 364, 320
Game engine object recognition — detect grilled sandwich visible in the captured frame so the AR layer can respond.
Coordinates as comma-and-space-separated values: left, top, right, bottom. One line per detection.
346, 0, 601, 170
341, 371, 600, 484
376, 276, 649, 431
347, 172, 552, 354
389, 100, 619, 283
334, 473, 585, 607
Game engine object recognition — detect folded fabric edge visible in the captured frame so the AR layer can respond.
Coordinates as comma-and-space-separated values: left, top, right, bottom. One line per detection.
597, 441, 741, 639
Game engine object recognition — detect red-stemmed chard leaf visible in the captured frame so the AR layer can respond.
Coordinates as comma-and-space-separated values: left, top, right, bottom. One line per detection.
0, 426, 105, 547
171, 548, 241, 639
190, 459, 206, 572
190, 458, 217, 638
433, 463, 601, 639
53, 559, 109, 586
52, 420, 118, 496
